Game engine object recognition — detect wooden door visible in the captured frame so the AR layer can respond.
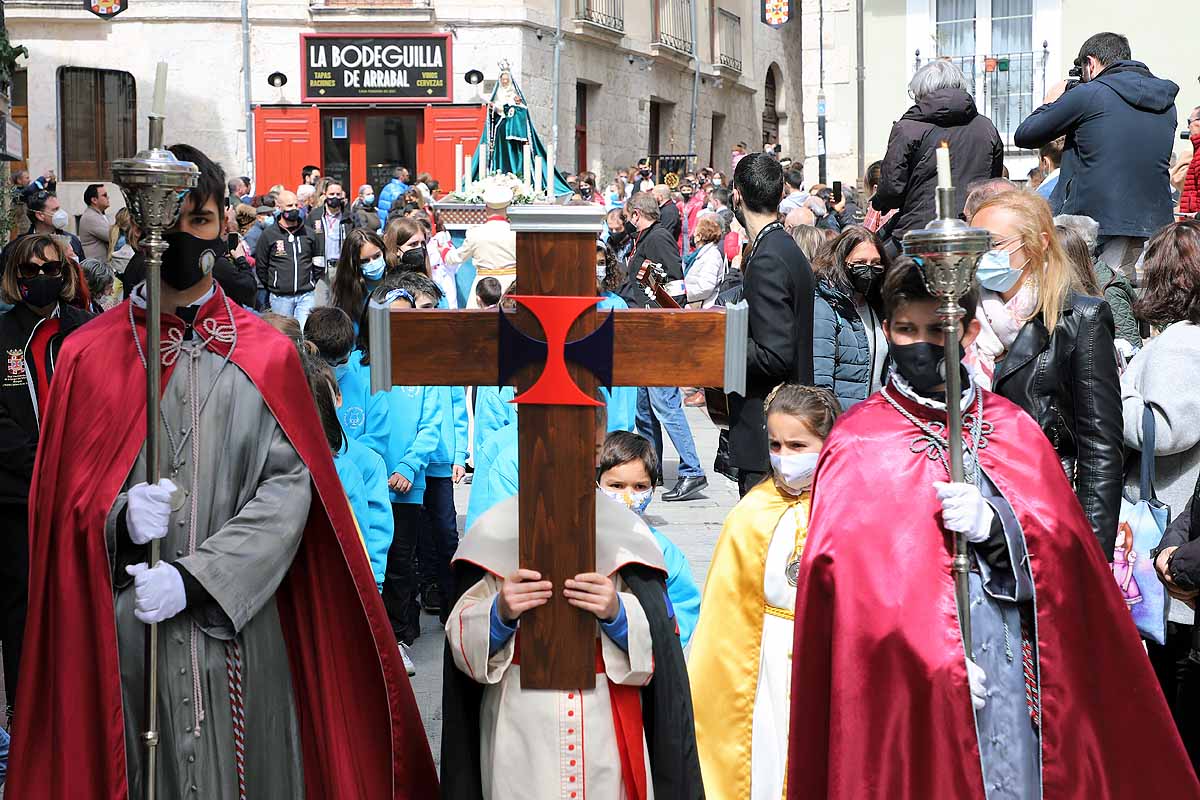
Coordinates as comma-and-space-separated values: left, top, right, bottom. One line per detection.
418, 105, 486, 193
253, 106, 321, 195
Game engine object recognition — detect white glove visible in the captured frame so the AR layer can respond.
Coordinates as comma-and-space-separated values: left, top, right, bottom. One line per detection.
125, 561, 187, 624
127, 479, 178, 546
966, 659, 988, 710
933, 481, 994, 544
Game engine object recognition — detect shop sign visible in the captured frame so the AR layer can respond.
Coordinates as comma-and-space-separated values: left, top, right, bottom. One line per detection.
302, 34, 452, 103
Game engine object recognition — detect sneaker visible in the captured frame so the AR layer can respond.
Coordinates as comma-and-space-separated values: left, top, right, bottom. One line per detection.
399, 642, 417, 676
421, 588, 444, 615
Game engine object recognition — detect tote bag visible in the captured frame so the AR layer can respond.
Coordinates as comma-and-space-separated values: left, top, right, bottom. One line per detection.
1115, 404, 1170, 645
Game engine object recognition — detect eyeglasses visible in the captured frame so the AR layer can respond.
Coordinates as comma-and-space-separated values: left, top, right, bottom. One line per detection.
847, 262, 885, 273
18, 260, 65, 279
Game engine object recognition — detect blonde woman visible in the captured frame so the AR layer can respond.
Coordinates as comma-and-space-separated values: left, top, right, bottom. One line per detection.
971, 190, 1123, 556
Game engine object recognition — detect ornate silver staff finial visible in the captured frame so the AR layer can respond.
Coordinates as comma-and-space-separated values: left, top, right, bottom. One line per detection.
109, 62, 198, 800
901, 144, 992, 659
498, 58, 512, 74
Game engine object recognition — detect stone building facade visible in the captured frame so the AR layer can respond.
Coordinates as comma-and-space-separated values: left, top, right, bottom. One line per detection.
6, 0, 806, 217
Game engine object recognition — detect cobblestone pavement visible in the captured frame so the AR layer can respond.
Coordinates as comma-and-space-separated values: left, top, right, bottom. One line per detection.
408, 407, 736, 764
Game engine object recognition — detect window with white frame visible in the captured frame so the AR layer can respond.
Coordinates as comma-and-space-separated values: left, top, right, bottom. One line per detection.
932, 0, 1036, 145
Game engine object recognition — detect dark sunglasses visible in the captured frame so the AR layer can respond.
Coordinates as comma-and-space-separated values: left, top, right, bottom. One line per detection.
18, 260, 65, 279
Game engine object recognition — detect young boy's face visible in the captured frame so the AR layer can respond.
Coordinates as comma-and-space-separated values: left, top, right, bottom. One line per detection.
767, 414, 823, 457
389, 291, 437, 311
884, 299, 981, 350
599, 460, 653, 494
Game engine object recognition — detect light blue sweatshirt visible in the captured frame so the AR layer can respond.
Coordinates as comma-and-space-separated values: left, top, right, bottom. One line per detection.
336, 351, 389, 460
599, 292, 638, 433
426, 385, 469, 479
379, 384, 443, 505
473, 385, 517, 461
342, 436, 394, 589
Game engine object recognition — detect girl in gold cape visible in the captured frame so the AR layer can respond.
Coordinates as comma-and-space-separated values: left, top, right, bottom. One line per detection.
689, 386, 840, 800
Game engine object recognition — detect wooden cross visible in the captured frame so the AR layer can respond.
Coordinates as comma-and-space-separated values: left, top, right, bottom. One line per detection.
369, 203, 744, 689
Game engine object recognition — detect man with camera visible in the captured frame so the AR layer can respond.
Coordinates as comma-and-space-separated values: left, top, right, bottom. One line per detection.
1014, 32, 1178, 284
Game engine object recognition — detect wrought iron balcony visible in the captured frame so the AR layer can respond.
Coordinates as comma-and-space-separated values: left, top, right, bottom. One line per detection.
575, 0, 624, 33
717, 9, 742, 73
654, 0, 695, 57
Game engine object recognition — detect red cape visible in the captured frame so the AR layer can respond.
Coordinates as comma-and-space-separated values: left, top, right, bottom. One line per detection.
786, 384, 1199, 800
8, 286, 438, 798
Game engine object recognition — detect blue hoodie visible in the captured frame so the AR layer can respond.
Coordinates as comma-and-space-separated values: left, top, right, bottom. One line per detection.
426, 385, 469, 479
332, 451, 373, 575
376, 177, 411, 222
336, 351, 389, 459
473, 385, 517, 460
598, 293, 638, 432
341, 436, 394, 589
380, 384, 443, 505
463, 423, 701, 645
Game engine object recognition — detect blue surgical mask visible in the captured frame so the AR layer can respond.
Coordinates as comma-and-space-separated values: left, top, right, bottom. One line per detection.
976, 246, 1025, 292
362, 254, 386, 280
600, 485, 653, 516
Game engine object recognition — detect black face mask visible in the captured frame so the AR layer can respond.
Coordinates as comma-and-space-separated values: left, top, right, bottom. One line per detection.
326, 197, 344, 211
161, 230, 220, 290
849, 265, 881, 296
281, 208, 302, 227
399, 246, 427, 270
732, 201, 748, 232
18, 274, 63, 308
890, 341, 948, 395
608, 228, 628, 248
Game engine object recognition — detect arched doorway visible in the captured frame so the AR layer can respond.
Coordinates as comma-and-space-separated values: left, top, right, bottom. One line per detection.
762, 64, 782, 149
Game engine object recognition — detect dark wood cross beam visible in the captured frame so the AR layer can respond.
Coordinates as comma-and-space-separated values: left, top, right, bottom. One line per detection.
370, 204, 743, 689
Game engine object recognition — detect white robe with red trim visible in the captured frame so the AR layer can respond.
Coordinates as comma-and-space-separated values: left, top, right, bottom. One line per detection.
447, 493, 665, 800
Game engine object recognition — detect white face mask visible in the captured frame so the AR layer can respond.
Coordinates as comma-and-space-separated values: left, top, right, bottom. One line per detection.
600, 485, 653, 516
596, 262, 607, 282
51, 209, 70, 231
769, 452, 819, 494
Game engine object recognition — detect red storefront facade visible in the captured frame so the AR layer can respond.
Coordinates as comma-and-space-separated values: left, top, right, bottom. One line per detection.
253, 33, 484, 195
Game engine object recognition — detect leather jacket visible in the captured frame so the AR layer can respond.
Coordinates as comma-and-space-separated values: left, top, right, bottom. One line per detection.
991, 293, 1123, 558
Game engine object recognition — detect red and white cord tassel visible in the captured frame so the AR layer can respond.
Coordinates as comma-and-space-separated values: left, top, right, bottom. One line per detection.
226, 639, 247, 800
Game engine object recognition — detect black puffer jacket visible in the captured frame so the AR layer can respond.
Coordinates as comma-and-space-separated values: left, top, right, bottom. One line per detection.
991, 293, 1123, 558
872, 88, 1004, 238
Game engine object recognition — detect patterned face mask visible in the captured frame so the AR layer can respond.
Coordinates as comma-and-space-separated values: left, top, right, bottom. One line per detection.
600, 485, 653, 516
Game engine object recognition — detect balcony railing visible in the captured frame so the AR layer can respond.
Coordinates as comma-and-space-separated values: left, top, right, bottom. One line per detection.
716, 9, 742, 72
316, 0, 431, 6
575, 0, 624, 33
654, 0, 695, 56
919, 51, 1046, 152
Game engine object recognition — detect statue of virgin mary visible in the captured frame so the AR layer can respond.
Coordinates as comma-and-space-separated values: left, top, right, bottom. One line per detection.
471, 61, 572, 197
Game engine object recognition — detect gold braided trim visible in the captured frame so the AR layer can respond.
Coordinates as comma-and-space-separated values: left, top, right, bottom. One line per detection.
475, 265, 517, 276
764, 604, 794, 621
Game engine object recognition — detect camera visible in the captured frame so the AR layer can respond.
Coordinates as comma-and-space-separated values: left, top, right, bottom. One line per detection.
1065, 59, 1082, 92
1185, 130, 1194, 141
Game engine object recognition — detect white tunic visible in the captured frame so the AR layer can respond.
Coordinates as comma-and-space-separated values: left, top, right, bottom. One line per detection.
749, 507, 803, 800
448, 573, 656, 800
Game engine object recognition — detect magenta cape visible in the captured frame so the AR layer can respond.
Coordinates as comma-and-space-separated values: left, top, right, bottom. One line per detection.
8, 287, 438, 798
786, 385, 1198, 799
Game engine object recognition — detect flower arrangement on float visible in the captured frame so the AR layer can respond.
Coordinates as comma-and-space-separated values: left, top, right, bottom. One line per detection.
446, 172, 539, 205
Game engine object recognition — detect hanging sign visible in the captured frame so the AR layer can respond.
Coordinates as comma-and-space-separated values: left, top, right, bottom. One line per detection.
85, 0, 128, 18
301, 33, 452, 104
762, 0, 793, 28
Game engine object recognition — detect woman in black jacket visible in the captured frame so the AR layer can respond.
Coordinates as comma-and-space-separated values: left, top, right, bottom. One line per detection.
0, 234, 93, 717
970, 190, 1123, 558
872, 59, 1004, 242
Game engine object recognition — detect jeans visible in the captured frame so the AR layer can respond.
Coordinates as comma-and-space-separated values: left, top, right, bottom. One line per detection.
418, 476, 459, 613
382, 503, 423, 644
268, 291, 316, 330
0, 722, 8, 785
1097, 235, 1147, 287
636, 387, 704, 478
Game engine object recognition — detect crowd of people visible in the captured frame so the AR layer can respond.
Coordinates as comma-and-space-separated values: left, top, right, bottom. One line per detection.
2, 26, 1200, 800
